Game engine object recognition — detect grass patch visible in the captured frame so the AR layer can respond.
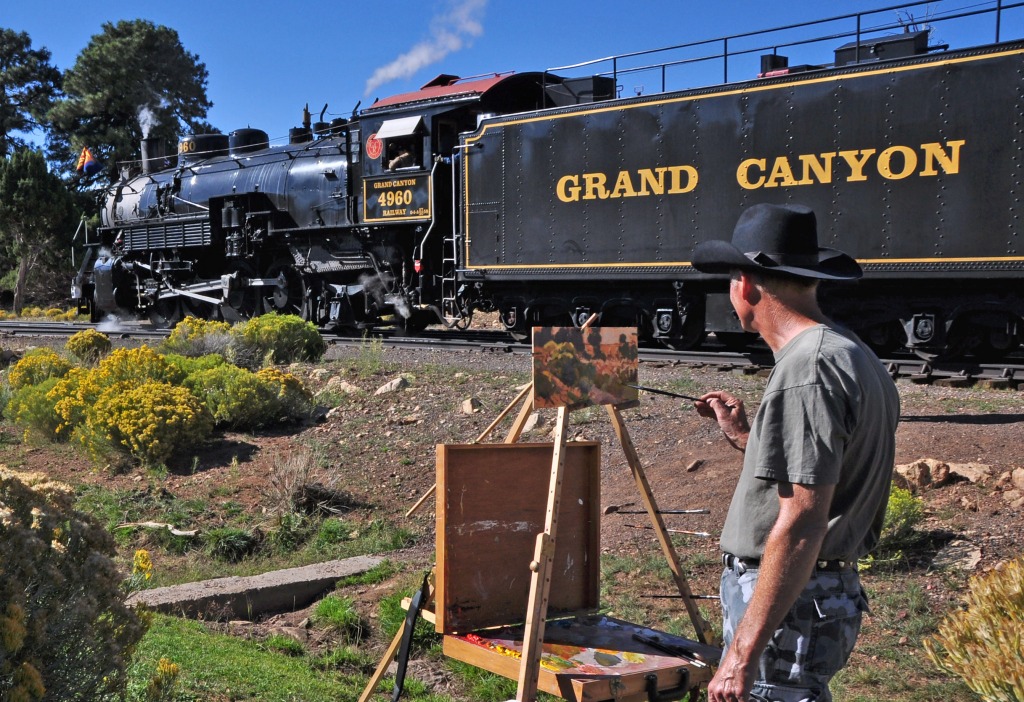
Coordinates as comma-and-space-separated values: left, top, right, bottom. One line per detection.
336, 559, 399, 587
125, 615, 374, 701
312, 595, 365, 642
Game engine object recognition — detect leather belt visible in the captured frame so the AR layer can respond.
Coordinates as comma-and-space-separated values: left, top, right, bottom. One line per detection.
723, 553, 853, 573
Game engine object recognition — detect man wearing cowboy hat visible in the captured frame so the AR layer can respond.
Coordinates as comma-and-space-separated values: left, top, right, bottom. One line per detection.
691, 203, 900, 702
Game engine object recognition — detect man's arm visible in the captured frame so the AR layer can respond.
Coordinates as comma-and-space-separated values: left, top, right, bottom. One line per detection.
708, 480, 835, 702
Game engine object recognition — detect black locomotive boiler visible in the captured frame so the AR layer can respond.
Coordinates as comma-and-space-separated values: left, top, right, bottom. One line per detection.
74, 2, 1024, 358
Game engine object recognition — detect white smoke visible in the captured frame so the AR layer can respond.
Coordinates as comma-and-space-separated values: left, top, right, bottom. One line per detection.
138, 105, 159, 139
364, 0, 487, 96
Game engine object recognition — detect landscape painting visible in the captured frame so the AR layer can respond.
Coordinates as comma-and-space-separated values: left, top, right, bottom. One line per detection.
532, 327, 639, 411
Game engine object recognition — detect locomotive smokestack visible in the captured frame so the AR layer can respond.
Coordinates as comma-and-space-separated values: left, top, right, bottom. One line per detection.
140, 137, 168, 174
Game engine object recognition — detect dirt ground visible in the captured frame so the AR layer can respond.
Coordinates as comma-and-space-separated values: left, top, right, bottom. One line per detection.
3, 333, 1024, 698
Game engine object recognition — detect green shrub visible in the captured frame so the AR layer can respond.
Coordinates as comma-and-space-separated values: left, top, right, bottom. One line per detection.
0, 467, 150, 701
268, 511, 313, 553
924, 556, 1024, 701
7, 348, 72, 391
161, 316, 231, 357
6, 376, 63, 443
880, 483, 925, 549
162, 352, 226, 376
183, 364, 278, 429
229, 313, 326, 367
63, 329, 111, 364
205, 526, 260, 562
81, 381, 213, 468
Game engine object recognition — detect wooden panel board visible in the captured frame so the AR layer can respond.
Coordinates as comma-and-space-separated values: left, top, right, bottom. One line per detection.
443, 615, 713, 701
436, 442, 601, 634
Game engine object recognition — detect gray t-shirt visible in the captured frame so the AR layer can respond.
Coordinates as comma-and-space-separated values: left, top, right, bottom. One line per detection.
719, 324, 900, 561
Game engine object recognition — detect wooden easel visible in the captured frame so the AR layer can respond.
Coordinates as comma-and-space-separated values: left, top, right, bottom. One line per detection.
398, 326, 719, 702
500, 388, 718, 702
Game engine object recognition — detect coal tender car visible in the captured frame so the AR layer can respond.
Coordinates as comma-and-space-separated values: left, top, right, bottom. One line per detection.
75, 2, 1024, 358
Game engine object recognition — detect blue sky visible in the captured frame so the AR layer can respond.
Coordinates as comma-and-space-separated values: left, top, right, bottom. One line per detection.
4, 1, 1019, 147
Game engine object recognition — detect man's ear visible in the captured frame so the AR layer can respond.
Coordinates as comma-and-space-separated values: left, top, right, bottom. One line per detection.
737, 271, 761, 305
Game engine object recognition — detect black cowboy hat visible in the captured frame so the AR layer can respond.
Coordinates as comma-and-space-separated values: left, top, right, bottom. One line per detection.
692, 203, 862, 280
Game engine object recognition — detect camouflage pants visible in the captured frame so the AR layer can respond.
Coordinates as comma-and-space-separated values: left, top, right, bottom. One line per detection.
720, 560, 869, 702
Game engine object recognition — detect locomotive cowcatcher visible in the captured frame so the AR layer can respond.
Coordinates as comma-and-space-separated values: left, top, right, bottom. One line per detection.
74, 1, 1024, 358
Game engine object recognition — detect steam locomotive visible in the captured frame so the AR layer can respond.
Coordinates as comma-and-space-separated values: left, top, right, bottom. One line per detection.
74, 2, 1024, 357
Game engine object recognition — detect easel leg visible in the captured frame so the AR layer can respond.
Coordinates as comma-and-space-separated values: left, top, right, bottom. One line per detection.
606, 405, 720, 647
515, 405, 569, 702
358, 577, 435, 702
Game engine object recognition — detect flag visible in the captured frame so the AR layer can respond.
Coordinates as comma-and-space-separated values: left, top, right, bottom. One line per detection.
76, 147, 102, 175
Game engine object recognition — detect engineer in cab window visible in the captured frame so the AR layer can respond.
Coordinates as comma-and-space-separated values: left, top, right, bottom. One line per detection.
387, 142, 415, 170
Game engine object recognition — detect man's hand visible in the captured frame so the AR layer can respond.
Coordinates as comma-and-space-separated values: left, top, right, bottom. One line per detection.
707, 645, 758, 702
696, 391, 750, 451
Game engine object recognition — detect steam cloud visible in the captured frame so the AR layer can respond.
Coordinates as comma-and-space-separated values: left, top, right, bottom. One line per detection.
364, 0, 487, 96
137, 105, 158, 139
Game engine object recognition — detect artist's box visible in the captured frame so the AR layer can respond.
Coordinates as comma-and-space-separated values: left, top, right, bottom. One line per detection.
436, 443, 713, 701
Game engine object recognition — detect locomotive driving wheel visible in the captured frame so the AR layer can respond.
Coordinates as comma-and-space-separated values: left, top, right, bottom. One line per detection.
148, 296, 184, 328
263, 260, 310, 320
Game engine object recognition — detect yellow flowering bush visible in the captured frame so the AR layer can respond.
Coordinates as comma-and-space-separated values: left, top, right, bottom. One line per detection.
6, 348, 72, 391
145, 656, 181, 701
63, 328, 111, 364
5, 377, 63, 443
924, 556, 1024, 701
53, 347, 186, 437
161, 316, 231, 357
83, 381, 213, 468
256, 367, 314, 421
0, 467, 149, 700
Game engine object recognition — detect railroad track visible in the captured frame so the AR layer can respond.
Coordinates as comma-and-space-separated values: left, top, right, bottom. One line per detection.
2, 320, 1022, 388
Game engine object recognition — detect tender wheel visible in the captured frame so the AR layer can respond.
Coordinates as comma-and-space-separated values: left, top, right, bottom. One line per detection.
657, 309, 707, 351
263, 260, 309, 319
858, 321, 906, 356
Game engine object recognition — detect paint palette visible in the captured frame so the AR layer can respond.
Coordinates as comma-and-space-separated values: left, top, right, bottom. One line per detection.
443, 614, 714, 701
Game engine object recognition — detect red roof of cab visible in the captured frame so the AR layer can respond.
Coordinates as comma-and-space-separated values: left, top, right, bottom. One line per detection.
366, 73, 514, 110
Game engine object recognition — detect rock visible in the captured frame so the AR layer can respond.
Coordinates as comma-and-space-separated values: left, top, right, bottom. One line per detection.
931, 538, 982, 571
326, 406, 345, 420
1013, 468, 1024, 491
375, 377, 409, 395
894, 458, 950, 491
948, 462, 993, 484
1003, 489, 1023, 505
957, 496, 979, 512
309, 368, 330, 381
327, 377, 362, 394
461, 397, 482, 414
522, 412, 542, 433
